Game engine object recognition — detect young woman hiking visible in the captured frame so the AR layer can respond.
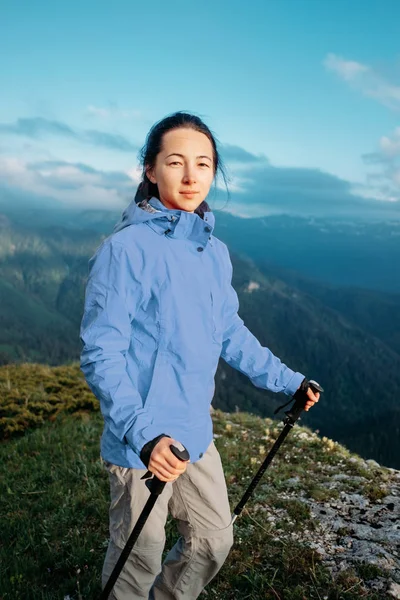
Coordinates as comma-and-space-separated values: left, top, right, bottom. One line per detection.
79, 111, 320, 599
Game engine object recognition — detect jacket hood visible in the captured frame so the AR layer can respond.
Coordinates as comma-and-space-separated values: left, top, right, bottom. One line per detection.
112, 196, 216, 247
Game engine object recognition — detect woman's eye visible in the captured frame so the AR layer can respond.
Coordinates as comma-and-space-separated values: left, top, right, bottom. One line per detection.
169, 162, 209, 167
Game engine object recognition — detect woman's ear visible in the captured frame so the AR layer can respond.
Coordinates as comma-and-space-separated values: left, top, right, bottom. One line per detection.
146, 166, 156, 185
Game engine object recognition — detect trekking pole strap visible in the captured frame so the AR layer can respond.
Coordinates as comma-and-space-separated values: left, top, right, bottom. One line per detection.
284, 379, 324, 425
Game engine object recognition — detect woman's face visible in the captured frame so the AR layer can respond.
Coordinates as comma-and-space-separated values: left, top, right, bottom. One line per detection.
146, 127, 215, 213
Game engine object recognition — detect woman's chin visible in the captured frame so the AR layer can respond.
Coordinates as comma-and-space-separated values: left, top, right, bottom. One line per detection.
164, 195, 203, 212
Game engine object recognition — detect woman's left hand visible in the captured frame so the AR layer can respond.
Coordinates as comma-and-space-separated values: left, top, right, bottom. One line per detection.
303, 386, 320, 411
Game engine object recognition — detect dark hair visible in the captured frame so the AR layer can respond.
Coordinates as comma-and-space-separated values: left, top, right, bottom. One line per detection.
134, 111, 230, 219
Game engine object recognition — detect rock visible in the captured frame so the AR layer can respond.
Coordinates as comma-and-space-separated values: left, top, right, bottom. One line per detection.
340, 493, 370, 509
366, 459, 381, 468
331, 473, 367, 483
309, 542, 326, 556
388, 582, 400, 599
285, 471, 400, 589
331, 473, 349, 481
369, 577, 391, 593
284, 477, 300, 486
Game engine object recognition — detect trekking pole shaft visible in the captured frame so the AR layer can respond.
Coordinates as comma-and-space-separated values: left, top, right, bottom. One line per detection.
231, 379, 324, 524
99, 492, 159, 600
99, 442, 190, 600
232, 422, 292, 519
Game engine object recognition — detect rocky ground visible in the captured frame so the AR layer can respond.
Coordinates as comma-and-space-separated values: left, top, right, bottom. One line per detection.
235, 420, 400, 599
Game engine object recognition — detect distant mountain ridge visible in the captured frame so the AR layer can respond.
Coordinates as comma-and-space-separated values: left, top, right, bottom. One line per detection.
215, 210, 400, 294
1, 202, 400, 293
256, 262, 400, 356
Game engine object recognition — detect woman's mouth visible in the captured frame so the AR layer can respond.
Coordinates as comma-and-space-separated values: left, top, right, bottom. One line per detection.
180, 191, 199, 196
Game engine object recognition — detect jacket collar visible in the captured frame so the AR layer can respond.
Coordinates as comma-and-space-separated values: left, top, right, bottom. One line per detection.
145, 197, 215, 249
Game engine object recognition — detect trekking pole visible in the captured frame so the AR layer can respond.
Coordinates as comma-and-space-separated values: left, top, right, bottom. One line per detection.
99, 442, 190, 600
230, 379, 324, 524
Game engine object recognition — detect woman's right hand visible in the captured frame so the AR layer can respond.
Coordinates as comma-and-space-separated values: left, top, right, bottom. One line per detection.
148, 437, 190, 482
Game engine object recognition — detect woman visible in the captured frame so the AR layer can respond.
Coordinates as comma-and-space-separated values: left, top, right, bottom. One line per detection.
79, 111, 320, 599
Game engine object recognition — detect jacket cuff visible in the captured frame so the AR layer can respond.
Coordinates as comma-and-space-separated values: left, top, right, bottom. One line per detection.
284, 371, 306, 397
124, 420, 173, 459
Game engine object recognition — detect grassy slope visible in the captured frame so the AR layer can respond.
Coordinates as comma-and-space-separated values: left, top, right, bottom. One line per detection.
0, 407, 397, 598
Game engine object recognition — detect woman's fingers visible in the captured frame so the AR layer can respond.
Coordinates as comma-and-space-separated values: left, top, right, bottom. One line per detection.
148, 437, 190, 481
152, 466, 177, 481
308, 390, 320, 402
162, 452, 188, 471
303, 388, 321, 411
149, 437, 189, 477
149, 458, 180, 480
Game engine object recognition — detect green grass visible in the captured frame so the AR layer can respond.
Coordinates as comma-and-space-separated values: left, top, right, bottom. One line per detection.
0, 364, 395, 599
0, 362, 97, 438
0, 410, 392, 599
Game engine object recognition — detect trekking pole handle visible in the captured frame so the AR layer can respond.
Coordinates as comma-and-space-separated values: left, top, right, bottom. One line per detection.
169, 442, 190, 462
285, 379, 324, 423
141, 442, 190, 494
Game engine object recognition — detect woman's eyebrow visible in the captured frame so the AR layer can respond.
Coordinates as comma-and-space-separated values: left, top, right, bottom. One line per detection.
165, 153, 212, 161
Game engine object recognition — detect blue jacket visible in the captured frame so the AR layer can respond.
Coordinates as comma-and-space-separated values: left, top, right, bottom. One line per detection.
79, 196, 305, 468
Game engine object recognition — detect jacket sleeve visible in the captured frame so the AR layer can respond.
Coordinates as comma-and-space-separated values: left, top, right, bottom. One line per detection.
79, 238, 168, 458
220, 246, 305, 397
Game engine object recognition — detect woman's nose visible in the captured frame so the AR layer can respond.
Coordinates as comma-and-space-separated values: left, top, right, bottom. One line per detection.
183, 169, 196, 183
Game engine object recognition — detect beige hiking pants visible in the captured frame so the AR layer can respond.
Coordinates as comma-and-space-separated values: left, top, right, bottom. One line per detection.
101, 439, 234, 599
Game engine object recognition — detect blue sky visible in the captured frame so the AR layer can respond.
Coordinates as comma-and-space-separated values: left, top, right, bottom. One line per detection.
1, 0, 400, 220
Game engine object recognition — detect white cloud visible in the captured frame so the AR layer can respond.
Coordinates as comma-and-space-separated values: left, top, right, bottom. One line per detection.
0, 156, 27, 178
361, 126, 400, 200
0, 157, 38, 190
324, 53, 400, 110
0, 156, 129, 209
1, 140, 399, 220
380, 127, 400, 157
37, 164, 101, 187
126, 164, 142, 183
324, 53, 369, 82
326, 54, 400, 200
392, 168, 400, 186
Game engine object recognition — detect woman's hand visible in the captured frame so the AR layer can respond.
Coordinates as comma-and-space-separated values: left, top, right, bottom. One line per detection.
148, 437, 190, 482
303, 386, 320, 411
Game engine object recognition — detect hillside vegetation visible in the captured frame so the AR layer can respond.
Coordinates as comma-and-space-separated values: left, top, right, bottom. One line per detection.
0, 364, 399, 599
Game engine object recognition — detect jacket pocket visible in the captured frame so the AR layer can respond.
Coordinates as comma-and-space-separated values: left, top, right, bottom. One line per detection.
210, 290, 223, 362
210, 290, 223, 340
142, 350, 171, 412
131, 316, 161, 355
